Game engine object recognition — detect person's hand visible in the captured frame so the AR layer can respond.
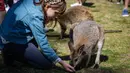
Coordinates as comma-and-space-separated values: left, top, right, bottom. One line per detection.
59, 60, 75, 72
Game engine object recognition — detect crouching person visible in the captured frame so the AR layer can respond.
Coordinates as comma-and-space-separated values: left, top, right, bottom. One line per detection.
0, 0, 75, 72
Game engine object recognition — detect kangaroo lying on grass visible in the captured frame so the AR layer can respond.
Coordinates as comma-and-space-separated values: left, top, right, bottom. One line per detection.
68, 20, 105, 70
57, 6, 93, 39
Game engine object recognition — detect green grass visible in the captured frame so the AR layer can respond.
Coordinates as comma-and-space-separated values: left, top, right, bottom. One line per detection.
0, 0, 130, 73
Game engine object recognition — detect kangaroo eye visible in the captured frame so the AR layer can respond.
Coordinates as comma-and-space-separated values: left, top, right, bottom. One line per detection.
74, 58, 78, 62
82, 51, 86, 55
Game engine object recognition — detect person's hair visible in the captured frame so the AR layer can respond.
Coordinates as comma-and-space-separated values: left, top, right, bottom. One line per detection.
33, 0, 66, 15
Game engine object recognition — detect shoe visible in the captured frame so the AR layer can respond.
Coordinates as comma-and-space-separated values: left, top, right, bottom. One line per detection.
5, 5, 10, 11
70, 2, 82, 7
122, 9, 129, 17
116, 2, 120, 4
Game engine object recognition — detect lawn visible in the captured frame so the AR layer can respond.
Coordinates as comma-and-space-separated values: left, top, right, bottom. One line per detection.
0, 0, 130, 73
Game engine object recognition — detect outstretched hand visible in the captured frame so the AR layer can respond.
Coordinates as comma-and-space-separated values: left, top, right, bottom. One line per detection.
59, 60, 75, 72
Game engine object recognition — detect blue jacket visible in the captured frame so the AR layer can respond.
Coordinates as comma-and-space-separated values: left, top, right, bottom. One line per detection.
0, 0, 59, 63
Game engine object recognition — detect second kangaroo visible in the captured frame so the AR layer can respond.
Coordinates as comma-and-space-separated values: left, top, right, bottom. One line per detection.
57, 6, 93, 39
68, 20, 105, 70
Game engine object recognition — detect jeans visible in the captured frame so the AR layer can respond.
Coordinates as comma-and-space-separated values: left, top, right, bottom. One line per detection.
2, 39, 54, 69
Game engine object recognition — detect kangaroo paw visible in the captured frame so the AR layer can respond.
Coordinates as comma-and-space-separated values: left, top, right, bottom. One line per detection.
91, 64, 99, 69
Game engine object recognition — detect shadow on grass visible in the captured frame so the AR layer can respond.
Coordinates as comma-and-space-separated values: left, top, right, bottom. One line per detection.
83, 2, 95, 8
59, 54, 109, 62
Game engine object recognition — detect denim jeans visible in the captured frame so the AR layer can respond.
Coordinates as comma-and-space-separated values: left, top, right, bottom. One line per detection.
2, 39, 54, 69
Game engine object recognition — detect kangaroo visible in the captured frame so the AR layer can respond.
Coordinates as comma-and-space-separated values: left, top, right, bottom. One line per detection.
68, 20, 105, 70
57, 6, 94, 39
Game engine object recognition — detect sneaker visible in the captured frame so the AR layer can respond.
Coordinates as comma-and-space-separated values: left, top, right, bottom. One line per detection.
116, 2, 120, 4
122, 9, 129, 17
70, 2, 82, 7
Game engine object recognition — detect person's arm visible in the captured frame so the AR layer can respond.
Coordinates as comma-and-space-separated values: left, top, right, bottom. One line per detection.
28, 13, 59, 63
59, 60, 75, 72
28, 13, 75, 72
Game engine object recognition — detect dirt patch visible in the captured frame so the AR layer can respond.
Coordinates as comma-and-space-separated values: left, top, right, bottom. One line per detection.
76, 68, 113, 73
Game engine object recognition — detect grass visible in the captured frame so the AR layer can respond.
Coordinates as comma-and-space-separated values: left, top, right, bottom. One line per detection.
0, 0, 130, 73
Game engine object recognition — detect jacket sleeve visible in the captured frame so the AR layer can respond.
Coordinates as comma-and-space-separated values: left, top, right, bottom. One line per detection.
28, 13, 61, 64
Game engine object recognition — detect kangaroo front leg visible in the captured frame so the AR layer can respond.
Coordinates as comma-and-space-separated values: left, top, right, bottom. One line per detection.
92, 41, 103, 69
68, 41, 75, 66
59, 22, 67, 39
68, 41, 74, 53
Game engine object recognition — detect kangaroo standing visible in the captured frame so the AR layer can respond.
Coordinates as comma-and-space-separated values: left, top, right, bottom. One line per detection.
57, 6, 93, 39
68, 20, 105, 70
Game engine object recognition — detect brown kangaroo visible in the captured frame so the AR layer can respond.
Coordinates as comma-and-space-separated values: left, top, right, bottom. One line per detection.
68, 20, 105, 70
57, 6, 93, 39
